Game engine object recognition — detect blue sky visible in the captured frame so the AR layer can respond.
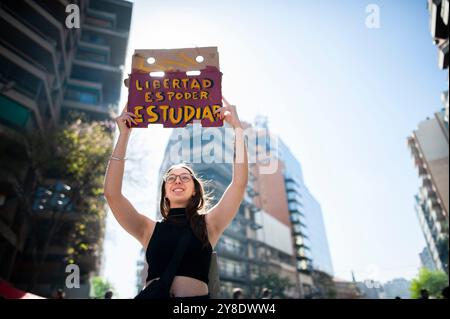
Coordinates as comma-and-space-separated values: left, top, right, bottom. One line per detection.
102, 0, 447, 297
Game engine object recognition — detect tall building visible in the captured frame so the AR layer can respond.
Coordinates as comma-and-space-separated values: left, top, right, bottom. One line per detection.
383, 278, 411, 299
0, 0, 132, 297
333, 278, 361, 299
428, 0, 449, 123
408, 110, 449, 273
356, 281, 384, 299
406, 0, 449, 276
249, 157, 301, 298
357, 278, 411, 299
278, 138, 334, 276
252, 117, 334, 297
419, 246, 437, 271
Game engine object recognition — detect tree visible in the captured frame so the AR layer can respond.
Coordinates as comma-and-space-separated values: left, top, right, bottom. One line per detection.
311, 270, 337, 299
250, 272, 294, 299
410, 268, 449, 299
90, 276, 115, 299
23, 116, 113, 291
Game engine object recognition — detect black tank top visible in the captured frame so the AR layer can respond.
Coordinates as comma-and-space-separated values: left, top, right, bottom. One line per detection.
145, 208, 212, 284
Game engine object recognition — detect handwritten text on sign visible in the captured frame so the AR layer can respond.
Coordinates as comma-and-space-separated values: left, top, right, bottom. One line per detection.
127, 66, 223, 128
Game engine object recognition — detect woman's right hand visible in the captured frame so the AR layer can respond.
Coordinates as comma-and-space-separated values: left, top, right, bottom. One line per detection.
115, 104, 138, 135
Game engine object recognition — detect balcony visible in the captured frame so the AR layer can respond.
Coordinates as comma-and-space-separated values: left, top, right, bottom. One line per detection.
88, 0, 133, 31
219, 269, 247, 283
294, 234, 311, 248
62, 100, 112, 118
0, 40, 56, 123
85, 8, 117, 29
292, 223, 309, 238
438, 39, 449, 69
420, 185, 437, 203
430, 206, 446, 224
407, 136, 417, 150
79, 28, 126, 68
223, 227, 248, 242
0, 93, 35, 130
216, 245, 248, 262
429, 0, 448, 40
290, 212, 307, 225
296, 245, 313, 260
62, 78, 112, 117
76, 41, 110, 65
285, 178, 300, 187
287, 191, 303, 203
70, 59, 123, 104
23, 0, 67, 50
288, 202, 304, 214
414, 155, 425, 168
422, 176, 433, 188
437, 222, 449, 239
426, 196, 441, 213
418, 165, 428, 177
0, 3, 61, 86
296, 259, 313, 273
6, 0, 71, 78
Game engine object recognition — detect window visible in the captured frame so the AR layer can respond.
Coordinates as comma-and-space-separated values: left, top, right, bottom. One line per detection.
84, 10, 115, 29
219, 258, 247, 278
65, 84, 100, 104
298, 260, 309, 271
0, 95, 31, 128
76, 46, 109, 64
219, 236, 244, 255
81, 32, 107, 45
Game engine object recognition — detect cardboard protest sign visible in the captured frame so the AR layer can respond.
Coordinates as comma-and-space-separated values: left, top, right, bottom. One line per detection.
126, 47, 223, 128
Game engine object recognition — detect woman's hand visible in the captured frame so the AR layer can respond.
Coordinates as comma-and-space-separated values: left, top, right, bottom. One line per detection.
214, 96, 242, 129
115, 104, 138, 135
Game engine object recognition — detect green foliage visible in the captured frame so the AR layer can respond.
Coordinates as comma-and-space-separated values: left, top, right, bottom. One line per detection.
250, 272, 294, 299
311, 270, 337, 299
90, 276, 115, 299
410, 268, 449, 299
26, 117, 113, 270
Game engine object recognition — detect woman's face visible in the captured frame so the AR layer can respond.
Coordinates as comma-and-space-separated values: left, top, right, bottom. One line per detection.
164, 167, 196, 208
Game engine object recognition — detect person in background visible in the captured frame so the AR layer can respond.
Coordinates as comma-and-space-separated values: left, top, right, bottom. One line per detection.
419, 289, 430, 299
232, 288, 244, 299
441, 286, 449, 299
55, 288, 65, 299
261, 288, 272, 299
104, 291, 113, 299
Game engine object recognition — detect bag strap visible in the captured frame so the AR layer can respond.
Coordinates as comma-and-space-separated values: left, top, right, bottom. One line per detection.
159, 226, 192, 293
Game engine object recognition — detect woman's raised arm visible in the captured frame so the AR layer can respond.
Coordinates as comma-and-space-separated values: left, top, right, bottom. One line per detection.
103, 106, 155, 248
206, 98, 249, 247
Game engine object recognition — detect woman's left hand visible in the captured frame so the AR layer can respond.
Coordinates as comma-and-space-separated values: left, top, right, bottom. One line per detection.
214, 97, 242, 129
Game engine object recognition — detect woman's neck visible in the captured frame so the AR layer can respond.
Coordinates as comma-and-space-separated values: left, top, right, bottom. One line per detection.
169, 203, 187, 209
168, 207, 187, 218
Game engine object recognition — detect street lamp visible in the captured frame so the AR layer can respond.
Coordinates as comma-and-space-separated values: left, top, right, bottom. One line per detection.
29, 181, 72, 291
32, 181, 71, 213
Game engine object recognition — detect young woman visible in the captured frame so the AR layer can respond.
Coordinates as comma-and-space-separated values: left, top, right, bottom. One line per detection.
103, 98, 248, 299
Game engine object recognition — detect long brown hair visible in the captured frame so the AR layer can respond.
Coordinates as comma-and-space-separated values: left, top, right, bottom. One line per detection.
159, 164, 211, 249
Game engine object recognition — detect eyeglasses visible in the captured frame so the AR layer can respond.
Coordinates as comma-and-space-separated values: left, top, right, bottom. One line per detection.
164, 173, 193, 184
